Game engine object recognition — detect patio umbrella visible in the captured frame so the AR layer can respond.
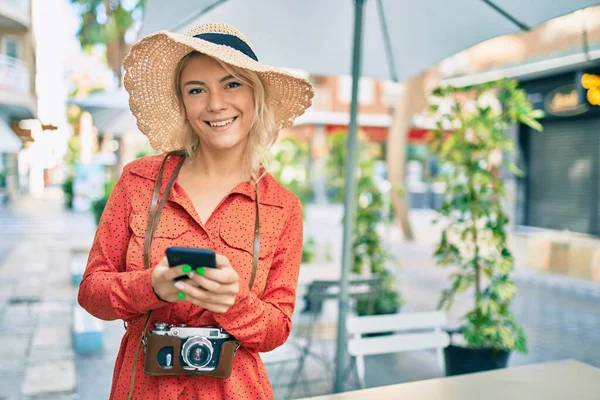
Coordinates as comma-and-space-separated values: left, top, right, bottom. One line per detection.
140, 0, 600, 392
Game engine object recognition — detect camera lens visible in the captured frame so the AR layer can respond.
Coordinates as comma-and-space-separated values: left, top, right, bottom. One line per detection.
181, 337, 213, 369
189, 344, 209, 365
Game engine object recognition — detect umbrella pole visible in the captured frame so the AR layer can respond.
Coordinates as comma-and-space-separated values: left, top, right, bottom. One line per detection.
334, 0, 366, 393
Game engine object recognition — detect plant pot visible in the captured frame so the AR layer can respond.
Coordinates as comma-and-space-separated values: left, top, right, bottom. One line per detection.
444, 344, 510, 376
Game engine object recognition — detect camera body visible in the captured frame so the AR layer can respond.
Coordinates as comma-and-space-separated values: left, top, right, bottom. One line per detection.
150, 323, 233, 371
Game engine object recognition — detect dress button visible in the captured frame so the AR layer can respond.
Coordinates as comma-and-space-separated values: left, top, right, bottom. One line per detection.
202, 233, 208, 240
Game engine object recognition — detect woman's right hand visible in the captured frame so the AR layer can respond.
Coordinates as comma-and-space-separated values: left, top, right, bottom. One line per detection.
151, 256, 193, 302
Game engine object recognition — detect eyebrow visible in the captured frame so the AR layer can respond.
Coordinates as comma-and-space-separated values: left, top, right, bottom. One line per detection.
183, 75, 236, 87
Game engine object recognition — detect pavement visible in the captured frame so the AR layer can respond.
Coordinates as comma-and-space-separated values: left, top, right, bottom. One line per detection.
0, 190, 95, 400
1, 194, 599, 399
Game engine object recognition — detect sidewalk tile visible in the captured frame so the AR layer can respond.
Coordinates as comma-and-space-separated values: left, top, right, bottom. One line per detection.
22, 360, 75, 396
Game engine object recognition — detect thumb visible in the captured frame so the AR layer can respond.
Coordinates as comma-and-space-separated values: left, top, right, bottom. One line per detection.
215, 253, 231, 270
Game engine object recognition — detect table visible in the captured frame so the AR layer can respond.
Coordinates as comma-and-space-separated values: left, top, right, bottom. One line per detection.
298, 360, 600, 400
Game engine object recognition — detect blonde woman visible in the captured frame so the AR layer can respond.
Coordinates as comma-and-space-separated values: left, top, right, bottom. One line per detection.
78, 23, 313, 400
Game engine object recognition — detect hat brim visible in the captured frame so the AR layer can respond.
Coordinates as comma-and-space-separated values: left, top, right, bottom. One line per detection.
123, 31, 314, 152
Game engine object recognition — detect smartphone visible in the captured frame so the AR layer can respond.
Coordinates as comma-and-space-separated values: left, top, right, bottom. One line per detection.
165, 247, 217, 281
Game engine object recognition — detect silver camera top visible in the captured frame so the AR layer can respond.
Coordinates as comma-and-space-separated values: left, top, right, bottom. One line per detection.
151, 323, 232, 340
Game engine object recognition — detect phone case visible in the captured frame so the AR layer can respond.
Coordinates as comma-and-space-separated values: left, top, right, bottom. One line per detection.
166, 247, 217, 281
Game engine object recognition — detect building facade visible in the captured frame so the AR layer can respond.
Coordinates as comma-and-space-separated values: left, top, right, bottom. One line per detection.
0, 0, 36, 203
517, 68, 600, 237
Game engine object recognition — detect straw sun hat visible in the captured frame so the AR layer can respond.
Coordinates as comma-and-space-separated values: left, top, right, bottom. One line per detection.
123, 22, 314, 152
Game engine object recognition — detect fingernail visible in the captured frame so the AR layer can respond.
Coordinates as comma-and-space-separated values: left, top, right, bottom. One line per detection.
196, 267, 205, 276
182, 265, 192, 273
175, 281, 184, 290
177, 292, 185, 299
188, 272, 195, 279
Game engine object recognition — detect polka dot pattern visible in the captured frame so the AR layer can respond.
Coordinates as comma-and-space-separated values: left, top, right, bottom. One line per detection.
77, 154, 304, 400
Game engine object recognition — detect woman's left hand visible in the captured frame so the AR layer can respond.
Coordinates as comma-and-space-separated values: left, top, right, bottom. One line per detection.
173, 253, 240, 314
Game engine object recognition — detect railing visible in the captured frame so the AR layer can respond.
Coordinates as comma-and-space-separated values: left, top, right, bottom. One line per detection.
0, 54, 30, 93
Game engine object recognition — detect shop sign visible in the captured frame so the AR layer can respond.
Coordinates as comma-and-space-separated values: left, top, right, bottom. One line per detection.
544, 83, 589, 117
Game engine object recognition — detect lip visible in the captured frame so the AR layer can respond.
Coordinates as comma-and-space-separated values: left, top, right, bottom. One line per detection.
204, 116, 238, 131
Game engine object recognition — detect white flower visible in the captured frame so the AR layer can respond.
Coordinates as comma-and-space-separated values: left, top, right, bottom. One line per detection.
462, 99, 477, 116
465, 128, 476, 142
477, 92, 502, 114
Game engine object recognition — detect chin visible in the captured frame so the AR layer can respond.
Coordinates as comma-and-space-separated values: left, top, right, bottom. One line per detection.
208, 138, 246, 151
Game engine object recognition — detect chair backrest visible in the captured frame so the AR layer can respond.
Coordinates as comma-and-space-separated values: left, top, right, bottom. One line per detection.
346, 311, 450, 357
306, 277, 381, 302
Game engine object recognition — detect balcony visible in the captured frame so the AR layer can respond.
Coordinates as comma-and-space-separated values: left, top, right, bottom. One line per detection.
0, 53, 35, 118
0, 0, 30, 29
0, 54, 29, 93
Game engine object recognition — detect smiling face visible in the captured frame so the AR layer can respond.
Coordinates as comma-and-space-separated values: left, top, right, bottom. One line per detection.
179, 53, 255, 153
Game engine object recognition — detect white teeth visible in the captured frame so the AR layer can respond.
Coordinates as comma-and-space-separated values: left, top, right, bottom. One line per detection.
209, 118, 235, 127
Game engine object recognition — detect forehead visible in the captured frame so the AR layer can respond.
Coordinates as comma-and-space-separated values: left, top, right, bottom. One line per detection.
180, 53, 227, 81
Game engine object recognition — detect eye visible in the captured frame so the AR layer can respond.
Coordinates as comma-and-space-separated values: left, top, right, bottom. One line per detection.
188, 88, 204, 95
226, 82, 242, 89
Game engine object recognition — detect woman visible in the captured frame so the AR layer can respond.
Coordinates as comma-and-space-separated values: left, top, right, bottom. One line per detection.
78, 22, 313, 400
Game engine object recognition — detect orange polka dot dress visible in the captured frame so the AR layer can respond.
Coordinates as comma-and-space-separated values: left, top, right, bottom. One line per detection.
78, 154, 304, 400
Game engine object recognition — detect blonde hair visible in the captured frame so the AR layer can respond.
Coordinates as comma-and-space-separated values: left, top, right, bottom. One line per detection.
173, 51, 277, 182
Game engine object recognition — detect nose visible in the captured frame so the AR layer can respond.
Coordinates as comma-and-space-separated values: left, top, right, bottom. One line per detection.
207, 90, 227, 113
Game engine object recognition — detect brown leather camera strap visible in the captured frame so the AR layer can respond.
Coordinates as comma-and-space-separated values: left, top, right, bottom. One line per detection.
127, 152, 261, 400
249, 182, 260, 289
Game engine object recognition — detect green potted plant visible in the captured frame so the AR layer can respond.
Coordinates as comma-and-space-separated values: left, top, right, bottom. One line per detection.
428, 79, 543, 375
326, 130, 402, 316
62, 174, 75, 209
63, 134, 81, 210
271, 136, 314, 206
92, 178, 117, 225
270, 136, 317, 262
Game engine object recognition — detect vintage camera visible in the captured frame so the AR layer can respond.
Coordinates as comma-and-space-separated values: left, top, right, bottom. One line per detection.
150, 323, 233, 371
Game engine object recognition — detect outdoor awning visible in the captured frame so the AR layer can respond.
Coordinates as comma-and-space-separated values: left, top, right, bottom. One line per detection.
0, 119, 22, 153
68, 89, 139, 136
140, 0, 600, 82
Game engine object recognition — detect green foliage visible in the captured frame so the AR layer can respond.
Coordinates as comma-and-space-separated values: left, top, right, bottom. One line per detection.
270, 137, 314, 207
325, 130, 380, 203
429, 79, 543, 353
70, 0, 143, 51
62, 135, 81, 210
302, 237, 317, 264
327, 131, 402, 315
62, 175, 75, 209
70, 0, 144, 83
271, 137, 317, 262
91, 178, 117, 225
64, 135, 81, 167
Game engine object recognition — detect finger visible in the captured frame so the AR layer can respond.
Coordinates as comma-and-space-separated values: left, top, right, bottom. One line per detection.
187, 273, 238, 294
157, 256, 170, 267
201, 266, 238, 285
164, 263, 194, 280
184, 298, 230, 314
174, 280, 234, 305
215, 254, 232, 270
184, 294, 234, 313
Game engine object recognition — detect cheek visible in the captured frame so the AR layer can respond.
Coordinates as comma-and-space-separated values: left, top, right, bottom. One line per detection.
242, 99, 255, 123
182, 98, 204, 120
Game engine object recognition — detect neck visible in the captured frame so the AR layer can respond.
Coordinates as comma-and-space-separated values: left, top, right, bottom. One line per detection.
188, 144, 248, 182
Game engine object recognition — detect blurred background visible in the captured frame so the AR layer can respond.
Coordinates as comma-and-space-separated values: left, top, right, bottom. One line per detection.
1, 1, 600, 399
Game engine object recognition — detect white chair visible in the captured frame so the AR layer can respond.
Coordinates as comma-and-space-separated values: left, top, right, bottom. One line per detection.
346, 311, 450, 389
